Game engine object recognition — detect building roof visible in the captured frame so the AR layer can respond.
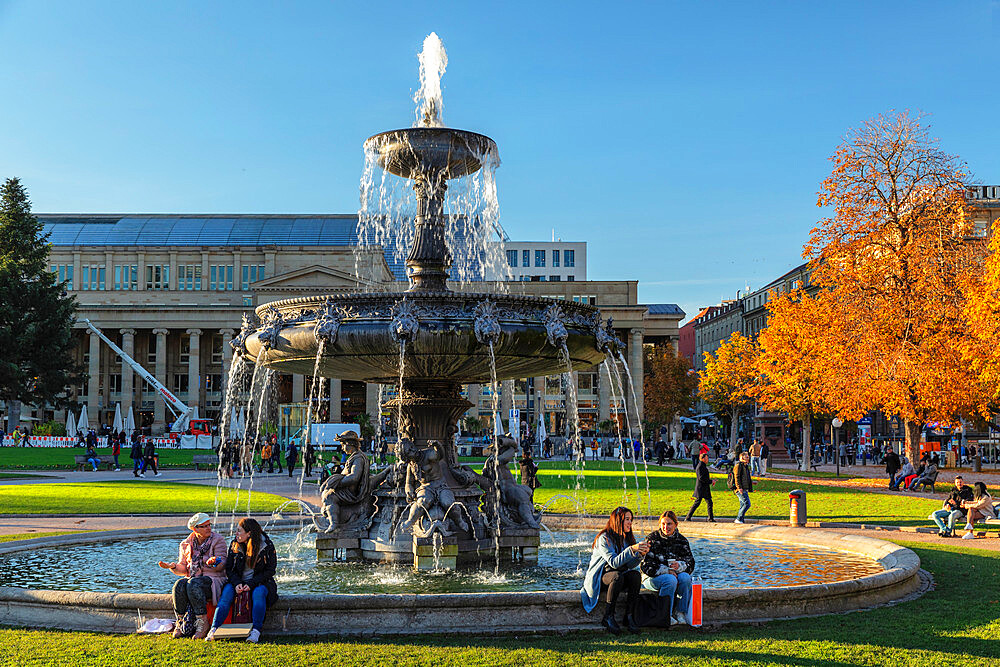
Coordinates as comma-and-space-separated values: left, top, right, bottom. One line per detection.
646, 303, 685, 316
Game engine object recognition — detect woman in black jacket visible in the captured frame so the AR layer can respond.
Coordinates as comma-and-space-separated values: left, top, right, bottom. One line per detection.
206, 517, 278, 643
640, 510, 696, 625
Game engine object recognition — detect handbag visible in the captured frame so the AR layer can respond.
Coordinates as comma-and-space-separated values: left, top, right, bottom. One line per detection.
231, 588, 253, 623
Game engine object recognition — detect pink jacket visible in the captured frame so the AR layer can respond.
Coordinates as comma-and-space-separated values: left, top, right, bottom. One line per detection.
177, 531, 229, 604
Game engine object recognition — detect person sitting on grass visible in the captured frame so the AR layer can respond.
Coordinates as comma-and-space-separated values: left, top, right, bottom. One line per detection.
580, 506, 650, 635
640, 510, 696, 626
206, 517, 278, 644
930, 475, 974, 537
960, 482, 997, 540
158, 513, 228, 639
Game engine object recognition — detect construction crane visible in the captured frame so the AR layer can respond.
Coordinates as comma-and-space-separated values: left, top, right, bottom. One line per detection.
81, 319, 208, 436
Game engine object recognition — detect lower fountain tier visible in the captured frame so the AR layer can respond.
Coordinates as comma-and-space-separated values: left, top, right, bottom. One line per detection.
241, 292, 608, 383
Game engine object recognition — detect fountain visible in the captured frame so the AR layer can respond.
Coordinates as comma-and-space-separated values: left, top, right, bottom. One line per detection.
234, 34, 614, 570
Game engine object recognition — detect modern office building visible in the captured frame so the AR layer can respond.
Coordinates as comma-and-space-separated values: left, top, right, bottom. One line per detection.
501, 241, 587, 282
35, 214, 682, 436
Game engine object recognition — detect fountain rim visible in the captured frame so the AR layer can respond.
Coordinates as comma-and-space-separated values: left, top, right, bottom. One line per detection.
363, 126, 498, 152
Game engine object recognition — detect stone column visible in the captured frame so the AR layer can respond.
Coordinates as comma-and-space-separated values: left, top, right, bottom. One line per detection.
500, 379, 514, 418
629, 328, 644, 429
233, 251, 242, 291
292, 374, 305, 403
137, 251, 146, 291
152, 329, 168, 428
105, 252, 114, 291
119, 329, 136, 414
598, 362, 611, 422
365, 382, 380, 419
466, 383, 481, 418
87, 331, 100, 419
186, 329, 202, 411
329, 379, 342, 422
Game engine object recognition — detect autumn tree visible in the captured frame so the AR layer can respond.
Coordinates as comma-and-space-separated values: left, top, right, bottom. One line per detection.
753, 290, 838, 469
804, 111, 986, 463
962, 231, 1000, 412
643, 343, 699, 437
699, 332, 758, 452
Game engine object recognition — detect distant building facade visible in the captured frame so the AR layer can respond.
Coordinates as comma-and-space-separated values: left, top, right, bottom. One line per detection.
501, 241, 587, 282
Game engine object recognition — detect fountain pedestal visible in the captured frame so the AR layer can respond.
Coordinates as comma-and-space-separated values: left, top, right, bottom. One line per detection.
413, 535, 458, 571
315, 532, 363, 562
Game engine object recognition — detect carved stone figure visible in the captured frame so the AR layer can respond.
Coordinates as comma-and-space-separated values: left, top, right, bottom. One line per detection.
396, 438, 470, 536
319, 431, 390, 533
477, 436, 541, 529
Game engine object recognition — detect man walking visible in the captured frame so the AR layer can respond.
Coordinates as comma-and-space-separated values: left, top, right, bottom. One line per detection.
131, 434, 145, 477
759, 440, 769, 477
749, 439, 762, 476
685, 451, 716, 522
731, 451, 753, 524
884, 447, 901, 488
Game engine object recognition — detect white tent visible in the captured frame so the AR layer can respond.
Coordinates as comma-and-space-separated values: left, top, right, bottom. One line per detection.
125, 406, 135, 438
537, 420, 547, 446
237, 407, 246, 440
229, 406, 239, 439
65, 410, 77, 439
112, 403, 123, 434
77, 404, 89, 433
493, 411, 504, 437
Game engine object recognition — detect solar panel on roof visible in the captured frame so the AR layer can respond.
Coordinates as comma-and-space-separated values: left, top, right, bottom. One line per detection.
290, 218, 322, 244
227, 218, 266, 244
166, 218, 207, 245
197, 218, 237, 244
257, 218, 293, 244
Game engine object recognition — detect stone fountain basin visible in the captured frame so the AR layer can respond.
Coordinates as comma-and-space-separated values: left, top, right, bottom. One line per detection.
242, 292, 607, 383
365, 127, 497, 180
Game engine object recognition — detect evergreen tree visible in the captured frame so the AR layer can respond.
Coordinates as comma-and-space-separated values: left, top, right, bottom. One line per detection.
0, 178, 80, 432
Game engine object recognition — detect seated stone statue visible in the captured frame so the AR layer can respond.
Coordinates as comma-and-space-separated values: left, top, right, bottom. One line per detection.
319, 431, 389, 533
396, 438, 470, 536
478, 436, 541, 529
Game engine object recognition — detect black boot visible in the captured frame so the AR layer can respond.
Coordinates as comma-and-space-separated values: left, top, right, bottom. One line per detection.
601, 610, 622, 635
624, 613, 641, 634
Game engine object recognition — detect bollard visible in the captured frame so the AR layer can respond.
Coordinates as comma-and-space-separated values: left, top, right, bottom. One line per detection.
788, 489, 807, 526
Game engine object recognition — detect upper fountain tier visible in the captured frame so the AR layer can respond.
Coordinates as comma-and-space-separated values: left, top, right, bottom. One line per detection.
365, 127, 497, 181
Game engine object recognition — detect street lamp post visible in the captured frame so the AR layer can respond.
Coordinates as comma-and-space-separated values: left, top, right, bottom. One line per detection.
832, 417, 843, 478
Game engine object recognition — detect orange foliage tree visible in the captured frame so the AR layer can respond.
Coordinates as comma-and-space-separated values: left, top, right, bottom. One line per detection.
962, 232, 1000, 411
698, 332, 759, 452
803, 110, 985, 463
643, 343, 699, 438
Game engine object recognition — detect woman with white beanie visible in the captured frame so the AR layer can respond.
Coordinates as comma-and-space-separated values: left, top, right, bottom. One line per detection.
157, 512, 228, 638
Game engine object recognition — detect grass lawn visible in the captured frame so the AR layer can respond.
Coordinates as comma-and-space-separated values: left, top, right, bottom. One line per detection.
0, 531, 89, 543
0, 447, 217, 470
0, 482, 288, 515
532, 461, 941, 526
0, 472, 55, 480
0, 540, 996, 665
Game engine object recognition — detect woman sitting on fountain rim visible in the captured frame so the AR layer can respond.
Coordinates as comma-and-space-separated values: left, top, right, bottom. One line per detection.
206, 517, 278, 644
640, 510, 695, 626
580, 506, 650, 635
157, 512, 228, 639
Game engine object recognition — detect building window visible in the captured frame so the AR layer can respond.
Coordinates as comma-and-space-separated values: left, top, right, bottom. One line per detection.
242, 264, 265, 290
572, 295, 597, 305
180, 338, 190, 364
566, 276, 574, 282
178, 264, 202, 290
535, 250, 545, 267
564, 250, 575, 267
108, 374, 122, 394
522, 250, 530, 267
550, 275, 560, 282
211, 336, 223, 364
209, 265, 234, 291
519, 276, 529, 282
530, 275, 545, 281
552, 250, 560, 267
172, 374, 189, 394
242, 295, 253, 306
114, 265, 138, 290
146, 265, 169, 290
505, 250, 518, 267
81, 265, 105, 291
206, 373, 223, 393
147, 346, 156, 366
50, 264, 74, 290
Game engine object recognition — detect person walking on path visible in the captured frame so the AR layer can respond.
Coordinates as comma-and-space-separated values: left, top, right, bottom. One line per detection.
286, 440, 298, 478
684, 451, 716, 522
731, 451, 753, 524
111, 433, 122, 471
749, 439, 762, 476
759, 440, 769, 477
884, 448, 901, 488
144, 438, 161, 477
131, 435, 145, 477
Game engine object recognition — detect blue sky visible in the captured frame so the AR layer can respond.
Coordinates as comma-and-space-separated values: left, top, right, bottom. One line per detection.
1, 1, 997, 320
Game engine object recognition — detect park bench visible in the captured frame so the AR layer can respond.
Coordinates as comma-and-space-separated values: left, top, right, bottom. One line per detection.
912, 469, 940, 493
192, 454, 219, 471
73, 454, 116, 472
971, 504, 1000, 537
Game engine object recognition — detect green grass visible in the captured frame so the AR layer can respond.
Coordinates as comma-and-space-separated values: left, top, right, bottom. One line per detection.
0, 530, 88, 543
0, 481, 289, 515
0, 447, 218, 470
0, 472, 54, 480
0, 541, 996, 665
531, 461, 940, 526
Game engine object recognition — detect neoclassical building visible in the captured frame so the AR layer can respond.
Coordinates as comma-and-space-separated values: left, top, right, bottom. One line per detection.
39, 214, 683, 436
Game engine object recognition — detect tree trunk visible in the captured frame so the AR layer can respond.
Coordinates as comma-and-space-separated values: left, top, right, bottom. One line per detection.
5, 400, 21, 434
730, 407, 739, 452
904, 419, 922, 465
800, 415, 810, 471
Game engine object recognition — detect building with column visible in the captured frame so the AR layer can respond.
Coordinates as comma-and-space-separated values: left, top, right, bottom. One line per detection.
36, 214, 682, 436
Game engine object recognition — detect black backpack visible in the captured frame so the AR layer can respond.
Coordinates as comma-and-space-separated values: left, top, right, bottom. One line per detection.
726, 465, 738, 491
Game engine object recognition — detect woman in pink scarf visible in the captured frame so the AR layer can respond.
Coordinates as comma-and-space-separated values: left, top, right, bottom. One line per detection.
158, 512, 228, 638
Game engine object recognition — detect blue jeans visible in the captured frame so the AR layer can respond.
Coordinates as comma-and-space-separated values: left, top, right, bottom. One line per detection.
642, 570, 692, 617
87, 457, 99, 471
930, 508, 964, 535
212, 582, 269, 632
736, 491, 751, 522
750, 456, 761, 475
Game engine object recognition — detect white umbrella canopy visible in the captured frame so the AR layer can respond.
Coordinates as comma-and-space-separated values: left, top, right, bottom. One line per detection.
65, 411, 77, 438
237, 407, 246, 439
493, 411, 504, 437
229, 406, 239, 439
537, 420, 547, 445
77, 404, 89, 433
125, 406, 135, 437
112, 403, 123, 434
